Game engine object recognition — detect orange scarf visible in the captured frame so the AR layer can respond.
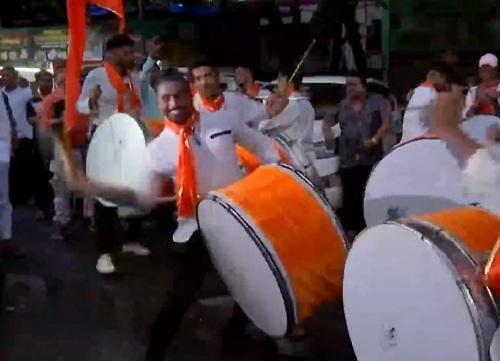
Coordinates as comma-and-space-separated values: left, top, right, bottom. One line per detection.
421, 81, 434, 88
199, 93, 225, 112
247, 83, 261, 99
103, 61, 142, 113
163, 113, 200, 218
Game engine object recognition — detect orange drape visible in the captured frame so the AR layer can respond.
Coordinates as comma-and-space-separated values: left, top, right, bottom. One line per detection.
65, 0, 125, 146
163, 114, 200, 218
103, 61, 141, 113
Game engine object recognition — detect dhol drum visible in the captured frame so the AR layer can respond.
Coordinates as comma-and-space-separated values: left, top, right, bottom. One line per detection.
344, 207, 500, 361
364, 115, 500, 227
86, 113, 150, 216
197, 164, 348, 337
237, 135, 320, 187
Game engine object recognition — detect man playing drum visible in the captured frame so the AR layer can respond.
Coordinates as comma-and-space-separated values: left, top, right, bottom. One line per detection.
260, 67, 316, 169
67, 71, 281, 361
77, 34, 149, 274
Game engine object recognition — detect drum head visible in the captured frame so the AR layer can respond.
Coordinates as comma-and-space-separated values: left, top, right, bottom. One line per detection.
198, 195, 292, 337
86, 113, 148, 207
344, 224, 483, 361
364, 139, 466, 226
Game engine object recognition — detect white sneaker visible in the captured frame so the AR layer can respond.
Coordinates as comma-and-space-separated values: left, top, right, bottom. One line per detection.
122, 243, 151, 257
96, 254, 116, 274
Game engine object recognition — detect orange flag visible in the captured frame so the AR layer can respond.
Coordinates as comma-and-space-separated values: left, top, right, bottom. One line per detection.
65, 0, 125, 146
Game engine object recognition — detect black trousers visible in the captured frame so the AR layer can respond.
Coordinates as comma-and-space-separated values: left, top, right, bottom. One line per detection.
146, 231, 249, 361
94, 202, 143, 255
339, 165, 373, 233
9, 138, 34, 205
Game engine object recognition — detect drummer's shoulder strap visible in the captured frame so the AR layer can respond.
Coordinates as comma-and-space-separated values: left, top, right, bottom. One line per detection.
1, 92, 16, 135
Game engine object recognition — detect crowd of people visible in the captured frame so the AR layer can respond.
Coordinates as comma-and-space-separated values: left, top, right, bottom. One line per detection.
1, 29, 500, 360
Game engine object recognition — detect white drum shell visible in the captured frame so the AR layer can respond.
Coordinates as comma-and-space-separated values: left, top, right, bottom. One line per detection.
86, 113, 149, 210
364, 115, 500, 226
344, 221, 498, 361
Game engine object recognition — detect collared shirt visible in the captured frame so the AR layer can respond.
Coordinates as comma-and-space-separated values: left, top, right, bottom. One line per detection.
463, 83, 500, 119
400, 85, 437, 142
259, 92, 315, 153
193, 91, 266, 127
77, 67, 142, 126
3, 86, 33, 139
337, 94, 391, 168
146, 110, 280, 195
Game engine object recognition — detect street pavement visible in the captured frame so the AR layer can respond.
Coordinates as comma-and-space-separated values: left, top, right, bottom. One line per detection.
0, 207, 356, 361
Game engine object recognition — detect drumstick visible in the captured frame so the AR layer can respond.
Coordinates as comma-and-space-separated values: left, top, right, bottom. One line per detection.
50, 119, 75, 183
289, 38, 317, 85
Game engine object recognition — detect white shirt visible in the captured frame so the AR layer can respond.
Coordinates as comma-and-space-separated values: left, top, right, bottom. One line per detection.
400, 85, 436, 142
259, 93, 315, 153
77, 67, 142, 126
146, 110, 280, 242
3, 87, 33, 139
463, 84, 500, 119
193, 91, 266, 127
146, 110, 279, 194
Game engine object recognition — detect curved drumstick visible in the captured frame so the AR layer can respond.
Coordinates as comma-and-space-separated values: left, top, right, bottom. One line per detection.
289, 38, 317, 85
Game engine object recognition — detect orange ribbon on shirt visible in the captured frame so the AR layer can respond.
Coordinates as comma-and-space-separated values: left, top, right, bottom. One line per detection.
163, 113, 200, 218
199, 93, 225, 112
103, 61, 142, 114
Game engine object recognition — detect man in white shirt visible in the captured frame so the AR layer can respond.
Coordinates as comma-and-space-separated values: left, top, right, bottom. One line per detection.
260, 68, 316, 163
463, 53, 500, 119
234, 64, 270, 100
0, 66, 35, 205
68, 71, 280, 361
190, 56, 267, 128
77, 34, 148, 274
400, 63, 452, 142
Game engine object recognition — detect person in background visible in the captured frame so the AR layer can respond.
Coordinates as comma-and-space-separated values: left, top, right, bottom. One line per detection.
336, 71, 391, 237
0, 84, 18, 256
234, 64, 269, 100
191, 56, 267, 129
400, 62, 453, 142
463, 53, 500, 118
30, 70, 55, 220
77, 34, 148, 274
141, 34, 169, 121
0, 66, 35, 206
41, 69, 86, 240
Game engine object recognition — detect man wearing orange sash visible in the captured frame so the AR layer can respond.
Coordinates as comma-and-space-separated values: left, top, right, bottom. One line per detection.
77, 34, 148, 274
191, 56, 268, 128
67, 71, 280, 361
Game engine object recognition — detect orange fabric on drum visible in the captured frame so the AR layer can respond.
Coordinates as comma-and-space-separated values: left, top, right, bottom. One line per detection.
235, 144, 290, 175
219, 165, 346, 325
417, 208, 500, 255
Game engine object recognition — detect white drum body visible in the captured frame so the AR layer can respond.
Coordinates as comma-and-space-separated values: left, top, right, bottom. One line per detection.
86, 113, 149, 213
344, 219, 499, 361
364, 115, 500, 226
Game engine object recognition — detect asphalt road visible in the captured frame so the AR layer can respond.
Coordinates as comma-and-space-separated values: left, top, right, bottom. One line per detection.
0, 208, 356, 361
